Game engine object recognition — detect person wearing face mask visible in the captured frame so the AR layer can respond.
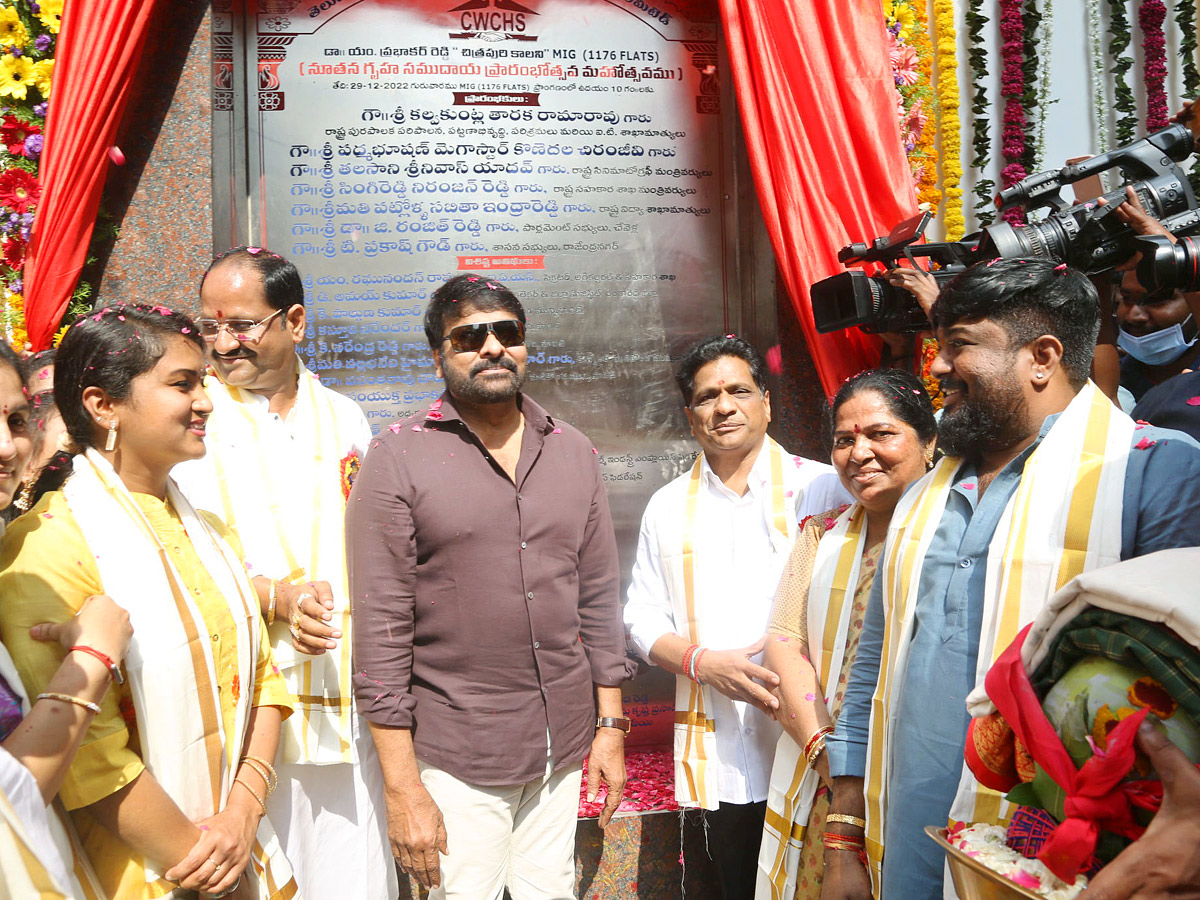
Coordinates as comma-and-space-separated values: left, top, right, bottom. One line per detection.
1114, 270, 1200, 402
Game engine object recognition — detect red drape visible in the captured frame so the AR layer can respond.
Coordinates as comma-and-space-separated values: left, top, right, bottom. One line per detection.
23, 0, 159, 350
720, 0, 919, 395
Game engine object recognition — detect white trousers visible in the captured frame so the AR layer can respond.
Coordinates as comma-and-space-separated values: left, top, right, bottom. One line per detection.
418, 758, 584, 900
268, 715, 397, 900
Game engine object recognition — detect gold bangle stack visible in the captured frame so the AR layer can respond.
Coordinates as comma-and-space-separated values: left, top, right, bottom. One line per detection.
266, 580, 278, 625
240, 755, 278, 796
233, 775, 268, 816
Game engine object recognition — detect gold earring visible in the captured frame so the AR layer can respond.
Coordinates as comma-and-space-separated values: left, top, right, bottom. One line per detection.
924, 448, 935, 470
104, 420, 118, 452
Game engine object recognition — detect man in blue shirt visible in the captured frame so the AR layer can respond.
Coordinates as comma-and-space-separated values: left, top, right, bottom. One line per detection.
819, 258, 1200, 900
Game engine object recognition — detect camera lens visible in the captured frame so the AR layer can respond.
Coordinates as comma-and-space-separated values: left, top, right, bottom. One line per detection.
1135, 235, 1200, 294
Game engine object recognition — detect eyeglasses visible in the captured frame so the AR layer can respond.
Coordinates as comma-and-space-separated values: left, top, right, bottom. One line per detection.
195, 309, 285, 343
442, 319, 526, 353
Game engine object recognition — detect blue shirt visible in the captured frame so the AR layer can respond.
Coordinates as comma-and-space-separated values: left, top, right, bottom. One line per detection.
827, 415, 1200, 900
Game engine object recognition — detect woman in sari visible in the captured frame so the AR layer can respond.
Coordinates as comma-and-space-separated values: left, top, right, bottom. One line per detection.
757, 369, 937, 900
0, 304, 295, 900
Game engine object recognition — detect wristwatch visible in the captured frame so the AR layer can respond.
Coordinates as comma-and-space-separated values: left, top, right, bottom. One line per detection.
596, 716, 632, 733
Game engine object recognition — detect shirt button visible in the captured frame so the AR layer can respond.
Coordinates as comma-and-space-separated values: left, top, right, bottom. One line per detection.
211, 633, 220, 642
959, 558, 973, 569
533, 641, 540, 649
520, 541, 527, 549
527, 591, 534, 599
744, 727, 754, 735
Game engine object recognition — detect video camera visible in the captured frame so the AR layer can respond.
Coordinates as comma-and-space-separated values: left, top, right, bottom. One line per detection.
812, 124, 1200, 334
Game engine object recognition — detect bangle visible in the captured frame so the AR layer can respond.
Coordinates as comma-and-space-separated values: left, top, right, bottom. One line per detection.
37, 692, 102, 715
692, 648, 708, 684
822, 830, 869, 867
68, 645, 124, 685
267, 580, 278, 625
681, 643, 699, 681
805, 734, 826, 768
803, 725, 834, 762
240, 755, 278, 795
234, 774, 268, 816
826, 813, 866, 830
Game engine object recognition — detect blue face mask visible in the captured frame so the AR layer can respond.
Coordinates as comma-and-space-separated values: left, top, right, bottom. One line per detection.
1117, 315, 1199, 366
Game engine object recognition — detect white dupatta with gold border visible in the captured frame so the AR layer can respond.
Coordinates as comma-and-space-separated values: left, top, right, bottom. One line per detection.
863, 382, 1131, 898
63, 451, 298, 898
201, 362, 355, 766
757, 502, 867, 899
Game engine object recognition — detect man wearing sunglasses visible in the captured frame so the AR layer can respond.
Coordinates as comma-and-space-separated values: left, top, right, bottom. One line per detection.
174, 247, 394, 899
347, 273, 634, 899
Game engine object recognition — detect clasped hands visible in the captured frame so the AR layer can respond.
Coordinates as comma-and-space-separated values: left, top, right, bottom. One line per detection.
275, 579, 341, 655
163, 804, 257, 898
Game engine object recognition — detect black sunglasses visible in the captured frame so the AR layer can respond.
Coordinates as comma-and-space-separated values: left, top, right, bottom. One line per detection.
443, 319, 526, 353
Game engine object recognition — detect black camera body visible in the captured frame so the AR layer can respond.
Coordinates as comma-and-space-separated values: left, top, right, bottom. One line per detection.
812, 124, 1200, 334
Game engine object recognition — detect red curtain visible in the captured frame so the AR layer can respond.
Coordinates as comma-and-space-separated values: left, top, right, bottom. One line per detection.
23, 0, 160, 350
720, 0, 919, 396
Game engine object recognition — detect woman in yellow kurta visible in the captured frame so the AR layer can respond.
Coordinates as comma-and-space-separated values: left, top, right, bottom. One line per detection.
0, 304, 295, 900
758, 370, 936, 900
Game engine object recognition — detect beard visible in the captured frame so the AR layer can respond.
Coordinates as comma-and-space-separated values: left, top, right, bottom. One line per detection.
937, 373, 1031, 458
445, 355, 526, 404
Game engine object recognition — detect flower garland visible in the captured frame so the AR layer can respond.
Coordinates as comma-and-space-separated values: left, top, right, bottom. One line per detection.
0, 0, 57, 353
1177, 0, 1200, 197
1139, 0, 1168, 132
965, 0, 993, 219
1029, 0, 1054, 172
1086, 0, 1110, 162
1108, 0, 1137, 145
998, 0, 1027, 225
882, 0, 938, 211
1019, 0, 1042, 174
919, 336, 944, 410
932, 0, 964, 240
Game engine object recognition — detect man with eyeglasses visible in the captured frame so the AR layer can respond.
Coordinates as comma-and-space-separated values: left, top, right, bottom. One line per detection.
173, 246, 394, 899
346, 273, 634, 899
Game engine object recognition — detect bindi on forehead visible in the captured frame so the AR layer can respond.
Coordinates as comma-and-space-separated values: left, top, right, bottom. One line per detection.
854, 424, 861, 433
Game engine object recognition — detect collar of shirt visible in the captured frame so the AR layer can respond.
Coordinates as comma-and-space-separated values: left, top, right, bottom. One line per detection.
699, 437, 771, 503
423, 390, 558, 437
951, 410, 1063, 510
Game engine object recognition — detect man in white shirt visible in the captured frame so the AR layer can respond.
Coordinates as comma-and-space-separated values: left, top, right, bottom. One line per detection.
173, 247, 394, 899
623, 335, 849, 900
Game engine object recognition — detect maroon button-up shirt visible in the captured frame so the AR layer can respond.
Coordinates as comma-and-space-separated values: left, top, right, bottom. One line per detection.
347, 392, 633, 785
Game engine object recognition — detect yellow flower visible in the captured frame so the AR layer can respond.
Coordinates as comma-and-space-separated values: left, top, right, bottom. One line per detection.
31, 57, 51, 98
35, 0, 62, 35
52, 324, 68, 348
0, 9, 28, 48
0, 54, 34, 101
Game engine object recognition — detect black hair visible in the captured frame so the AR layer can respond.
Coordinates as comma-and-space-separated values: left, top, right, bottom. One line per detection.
0, 341, 21, 384
202, 246, 305, 312
423, 274, 526, 349
54, 303, 205, 451
931, 258, 1100, 388
829, 368, 938, 445
19, 348, 54, 391
675, 335, 768, 405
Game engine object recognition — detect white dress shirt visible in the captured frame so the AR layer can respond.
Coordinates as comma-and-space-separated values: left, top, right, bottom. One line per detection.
623, 439, 849, 804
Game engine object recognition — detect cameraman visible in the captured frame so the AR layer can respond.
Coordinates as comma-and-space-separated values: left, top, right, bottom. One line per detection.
1110, 191, 1200, 439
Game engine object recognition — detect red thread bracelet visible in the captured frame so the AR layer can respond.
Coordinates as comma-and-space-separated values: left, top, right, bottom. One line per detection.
68, 645, 124, 685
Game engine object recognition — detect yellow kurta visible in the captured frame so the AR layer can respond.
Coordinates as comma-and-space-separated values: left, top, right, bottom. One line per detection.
0, 490, 293, 900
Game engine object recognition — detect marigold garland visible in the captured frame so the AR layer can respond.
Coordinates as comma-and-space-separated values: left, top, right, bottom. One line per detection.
932, 0, 963, 240
919, 336, 944, 410
1139, 0, 1168, 132
909, 0, 940, 210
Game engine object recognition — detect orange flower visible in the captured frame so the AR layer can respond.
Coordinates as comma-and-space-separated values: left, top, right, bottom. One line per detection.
1127, 676, 1176, 719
